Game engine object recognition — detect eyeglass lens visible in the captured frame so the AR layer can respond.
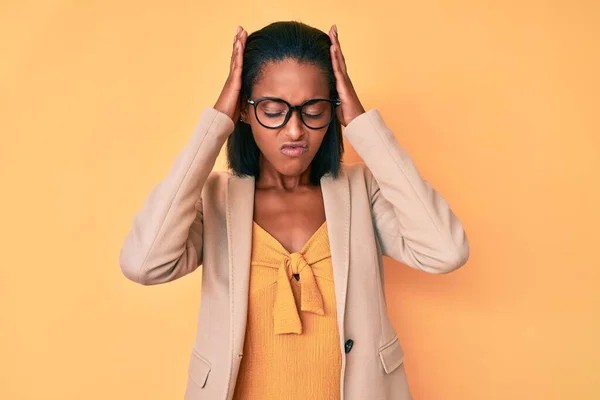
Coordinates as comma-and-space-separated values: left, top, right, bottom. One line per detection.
255, 99, 333, 129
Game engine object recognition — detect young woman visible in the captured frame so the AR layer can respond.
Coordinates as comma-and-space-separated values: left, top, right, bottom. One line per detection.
119, 21, 469, 400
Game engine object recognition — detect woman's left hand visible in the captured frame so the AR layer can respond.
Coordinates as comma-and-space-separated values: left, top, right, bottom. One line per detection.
328, 24, 366, 127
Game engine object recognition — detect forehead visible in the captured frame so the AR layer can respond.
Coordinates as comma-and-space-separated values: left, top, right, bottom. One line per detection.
251, 59, 329, 103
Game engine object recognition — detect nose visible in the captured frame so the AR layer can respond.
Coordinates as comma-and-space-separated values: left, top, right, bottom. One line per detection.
284, 109, 304, 141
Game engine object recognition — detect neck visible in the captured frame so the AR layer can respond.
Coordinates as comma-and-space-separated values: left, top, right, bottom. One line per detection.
256, 155, 312, 191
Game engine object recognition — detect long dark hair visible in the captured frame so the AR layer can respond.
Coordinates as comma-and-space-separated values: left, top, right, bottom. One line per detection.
226, 21, 343, 185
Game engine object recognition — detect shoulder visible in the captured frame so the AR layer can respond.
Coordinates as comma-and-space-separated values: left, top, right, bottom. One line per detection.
206, 169, 230, 184
339, 162, 376, 197
340, 162, 373, 184
203, 170, 257, 197
202, 170, 231, 198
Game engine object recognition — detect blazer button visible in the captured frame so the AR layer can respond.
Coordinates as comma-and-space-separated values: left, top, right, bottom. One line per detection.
344, 339, 354, 354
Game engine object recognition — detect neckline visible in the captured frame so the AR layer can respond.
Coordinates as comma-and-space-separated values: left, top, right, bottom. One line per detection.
252, 220, 327, 255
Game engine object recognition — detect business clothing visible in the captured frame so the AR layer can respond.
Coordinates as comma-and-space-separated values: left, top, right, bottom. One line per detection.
232, 221, 341, 399
119, 107, 470, 400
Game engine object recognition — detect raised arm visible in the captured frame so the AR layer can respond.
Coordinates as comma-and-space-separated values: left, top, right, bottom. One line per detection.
119, 109, 233, 284
119, 26, 248, 285
344, 110, 469, 273
327, 24, 469, 273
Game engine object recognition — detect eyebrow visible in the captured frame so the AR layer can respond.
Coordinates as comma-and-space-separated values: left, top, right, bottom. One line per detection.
251, 95, 332, 103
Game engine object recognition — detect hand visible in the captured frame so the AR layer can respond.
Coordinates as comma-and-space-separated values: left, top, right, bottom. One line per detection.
214, 26, 248, 123
328, 24, 366, 127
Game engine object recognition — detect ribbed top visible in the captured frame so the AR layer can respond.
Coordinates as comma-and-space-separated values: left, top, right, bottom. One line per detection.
232, 221, 341, 399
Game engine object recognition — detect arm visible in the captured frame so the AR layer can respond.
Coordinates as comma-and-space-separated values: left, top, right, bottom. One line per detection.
119, 108, 233, 285
344, 109, 470, 273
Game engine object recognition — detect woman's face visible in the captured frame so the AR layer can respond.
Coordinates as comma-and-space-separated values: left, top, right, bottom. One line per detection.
241, 59, 331, 178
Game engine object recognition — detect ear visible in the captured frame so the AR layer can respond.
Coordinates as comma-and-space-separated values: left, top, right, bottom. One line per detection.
240, 94, 249, 123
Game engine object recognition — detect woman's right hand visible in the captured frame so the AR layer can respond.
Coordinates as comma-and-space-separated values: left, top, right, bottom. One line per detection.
214, 26, 248, 123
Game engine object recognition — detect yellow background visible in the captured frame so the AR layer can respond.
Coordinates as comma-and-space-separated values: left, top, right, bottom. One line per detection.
1, 1, 599, 399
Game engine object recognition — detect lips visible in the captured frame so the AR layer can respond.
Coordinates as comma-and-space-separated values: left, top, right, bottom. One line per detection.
280, 143, 308, 157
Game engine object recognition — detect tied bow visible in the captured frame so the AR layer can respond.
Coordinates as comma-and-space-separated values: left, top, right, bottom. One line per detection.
274, 252, 325, 334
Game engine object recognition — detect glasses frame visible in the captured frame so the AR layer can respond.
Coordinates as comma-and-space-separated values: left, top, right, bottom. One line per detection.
247, 96, 341, 130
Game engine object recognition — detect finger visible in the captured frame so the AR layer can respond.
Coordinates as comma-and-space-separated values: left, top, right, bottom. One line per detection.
239, 28, 247, 45
333, 44, 347, 76
329, 26, 338, 51
337, 46, 347, 75
331, 26, 346, 63
332, 25, 339, 47
330, 45, 343, 80
328, 28, 341, 70
231, 35, 246, 86
230, 27, 242, 68
328, 27, 346, 75
336, 103, 343, 122
239, 30, 247, 58
332, 28, 347, 74
232, 27, 243, 53
230, 38, 237, 68
235, 30, 246, 66
230, 40, 238, 72
230, 29, 246, 73
232, 41, 242, 74
232, 27, 244, 48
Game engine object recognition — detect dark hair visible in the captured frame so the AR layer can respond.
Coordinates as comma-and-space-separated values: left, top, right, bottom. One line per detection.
226, 21, 343, 185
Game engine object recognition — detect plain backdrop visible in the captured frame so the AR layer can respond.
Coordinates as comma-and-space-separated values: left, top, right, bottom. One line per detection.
1, 1, 599, 399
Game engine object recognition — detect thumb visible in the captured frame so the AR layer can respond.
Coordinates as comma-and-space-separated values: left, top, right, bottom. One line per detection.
336, 104, 344, 126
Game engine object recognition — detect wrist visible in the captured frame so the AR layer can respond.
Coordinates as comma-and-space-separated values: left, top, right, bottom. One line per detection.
345, 106, 366, 126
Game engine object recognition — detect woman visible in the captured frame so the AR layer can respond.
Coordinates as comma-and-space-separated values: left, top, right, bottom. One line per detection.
119, 21, 469, 400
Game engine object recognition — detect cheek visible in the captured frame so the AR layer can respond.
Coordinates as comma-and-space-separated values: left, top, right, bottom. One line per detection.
308, 130, 328, 151
251, 127, 276, 154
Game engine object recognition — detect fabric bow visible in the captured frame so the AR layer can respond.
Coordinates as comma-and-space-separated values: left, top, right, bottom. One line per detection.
274, 252, 325, 334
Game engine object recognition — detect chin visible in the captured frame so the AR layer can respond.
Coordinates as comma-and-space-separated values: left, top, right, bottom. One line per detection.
276, 163, 308, 177
275, 157, 312, 177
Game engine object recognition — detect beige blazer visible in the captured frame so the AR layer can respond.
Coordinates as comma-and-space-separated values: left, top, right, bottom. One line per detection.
119, 107, 470, 400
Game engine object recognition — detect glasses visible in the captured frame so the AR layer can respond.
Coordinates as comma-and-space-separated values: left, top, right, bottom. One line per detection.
247, 96, 341, 130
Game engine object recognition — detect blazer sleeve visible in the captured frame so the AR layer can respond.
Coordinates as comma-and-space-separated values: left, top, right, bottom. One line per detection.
343, 109, 470, 274
119, 107, 234, 285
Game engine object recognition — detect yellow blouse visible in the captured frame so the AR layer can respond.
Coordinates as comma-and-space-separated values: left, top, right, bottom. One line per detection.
232, 221, 342, 399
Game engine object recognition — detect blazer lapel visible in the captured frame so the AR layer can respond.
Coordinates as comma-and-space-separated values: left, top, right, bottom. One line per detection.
224, 169, 350, 359
226, 174, 255, 362
321, 169, 351, 342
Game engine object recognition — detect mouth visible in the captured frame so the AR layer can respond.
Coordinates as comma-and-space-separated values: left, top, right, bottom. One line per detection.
280, 142, 308, 158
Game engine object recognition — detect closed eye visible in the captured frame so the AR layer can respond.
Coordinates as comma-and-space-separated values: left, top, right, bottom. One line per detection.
264, 111, 286, 118
303, 112, 324, 119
